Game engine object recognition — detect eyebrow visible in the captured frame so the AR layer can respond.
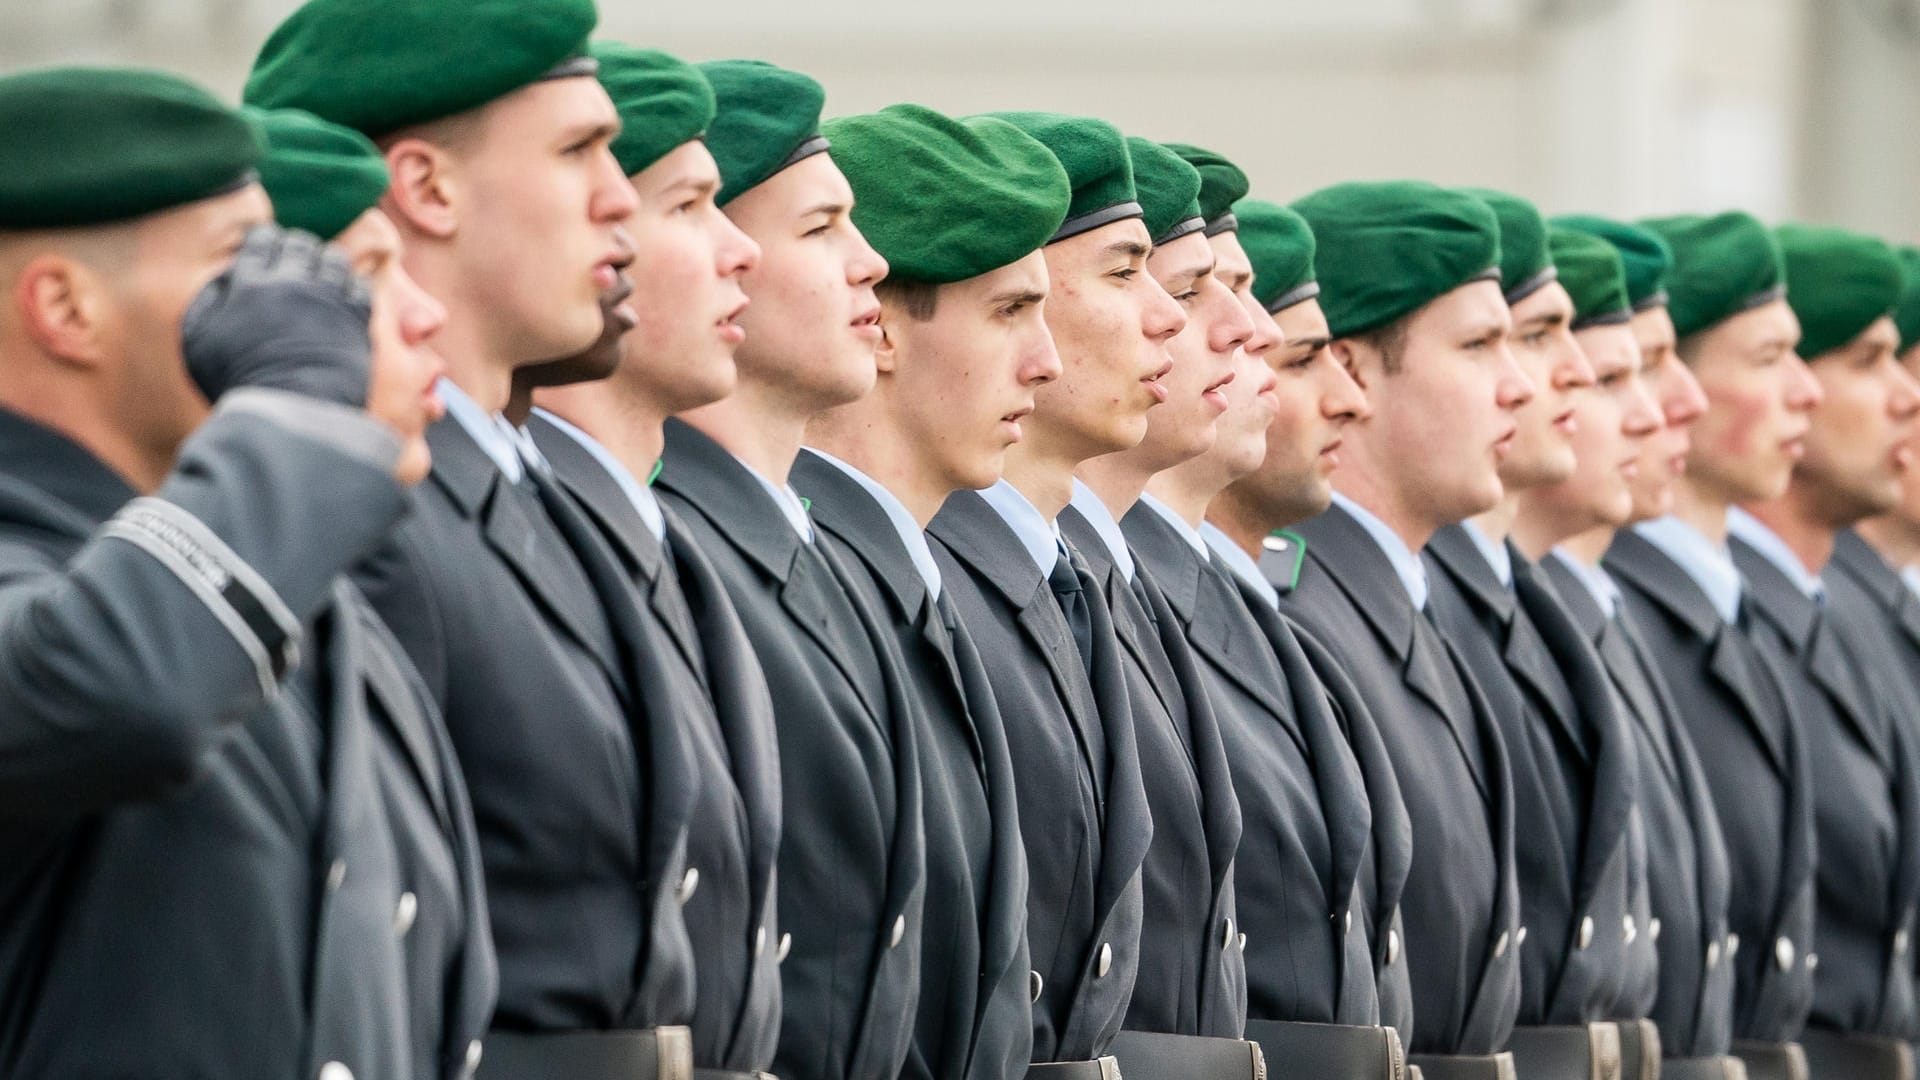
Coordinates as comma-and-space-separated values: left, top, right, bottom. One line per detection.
1104, 240, 1151, 261
799, 201, 848, 219
558, 119, 620, 147
1515, 311, 1568, 333
991, 288, 1047, 308
1293, 335, 1333, 352
665, 175, 721, 198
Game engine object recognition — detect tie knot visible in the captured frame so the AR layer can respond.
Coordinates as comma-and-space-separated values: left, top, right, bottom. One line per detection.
1049, 549, 1081, 597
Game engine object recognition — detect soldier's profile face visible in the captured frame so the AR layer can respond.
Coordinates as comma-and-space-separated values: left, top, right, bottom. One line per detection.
1499, 281, 1592, 491
1790, 316, 1919, 526
1029, 218, 1185, 461
1678, 299, 1818, 506
1523, 323, 1659, 536
1136, 231, 1251, 470
1199, 331, 1279, 484
1626, 306, 1701, 522
1220, 298, 1362, 528
1888, 348, 1920, 527
336, 207, 446, 485
1208, 231, 1284, 365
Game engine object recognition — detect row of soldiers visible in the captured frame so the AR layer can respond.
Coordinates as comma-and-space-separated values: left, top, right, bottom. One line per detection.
4, 2, 1920, 1080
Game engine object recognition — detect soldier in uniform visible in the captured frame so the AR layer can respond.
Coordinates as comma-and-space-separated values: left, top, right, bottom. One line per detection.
1725, 225, 1920, 1078
792, 102, 1068, 1080
1419, 190, 1643, 1080
927, 111, 1170, 1080
1054, 136, 1259, 1080
0, 68, 491, 1078
1520, 220, 1746, 1080
1603, 211, 1820, 1080
248, 4, 716, 1077
524, 47, 786, 1080
1271, 181, 1531, 1080
1132, 175, 1414, 1079
649, 54, 926, 1080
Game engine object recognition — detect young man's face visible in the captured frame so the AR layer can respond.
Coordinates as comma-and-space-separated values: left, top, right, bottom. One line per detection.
877, 251, 1060, 493
1208, 230, 1285, 363
1625, 305, 1705, 521
1193, 230, 1284, 485
430, 78, 638, 364
1789, 316, 1920, 526
1031, 218, 1185, 459
1522, 323, 1661, 536
1681, 299, 1820, 505
1218, 298, 1367, 527
1131, 231, 1251, 469
617, 140, 759, 415
1500, 280, 1594, 490
725, 153, 889, 413
1342, 280, 1532, 531
336, 207, 448, 484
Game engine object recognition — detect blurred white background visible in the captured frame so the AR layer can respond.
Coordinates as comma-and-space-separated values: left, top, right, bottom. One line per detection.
4, 0, 1916, 240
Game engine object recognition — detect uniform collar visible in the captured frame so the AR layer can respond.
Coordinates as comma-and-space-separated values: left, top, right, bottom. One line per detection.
1632, 513, 1744, 623
977, 478, 1064, 575
1548, 546, 1620, 618
1460, 518, 1514, 589
1330, 490, 1429, 609
804, 447, 941, 600
437, 377, 524, 483
741, 460, 813, 542
532, 407, 665, 542
1905, 564, 1920, 602
1201, 520, 1279, 610
1068, 478, 1136, 583
0, 407, 137, 526
1137, 492, 1208, 557
1726, 506, 1825, 603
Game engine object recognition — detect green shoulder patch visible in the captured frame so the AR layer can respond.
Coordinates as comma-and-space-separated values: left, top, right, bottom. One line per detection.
1263, 529, 1308, 593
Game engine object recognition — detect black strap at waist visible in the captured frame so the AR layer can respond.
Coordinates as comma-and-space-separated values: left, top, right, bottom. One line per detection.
1506, 1022, 1623, 1080
1106, 1030, 1267, 1080
1796, 1027, 1914, 1080
1728, 1039, 1808, 1080
1406, 1049, 1518, 1080
1242, 1018, 1405, 1080
1026, 1056, 1122, 1080
477, 1026, 694, 1080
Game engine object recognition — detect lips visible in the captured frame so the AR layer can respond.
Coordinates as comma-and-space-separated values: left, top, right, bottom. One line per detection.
1552, 408, 1578, 436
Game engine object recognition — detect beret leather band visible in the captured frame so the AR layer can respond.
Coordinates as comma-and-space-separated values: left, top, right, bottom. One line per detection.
1505, 265, 1559, 306
1052, 200, 1144, 244
1571, 308, 1633, 332
780, 134, 832, 171
1156, 216, 1207, 247
1737, 284, 1788, 314
537, 55, 599, 81
1266, 281, 1322, 315
1203, 212, 1239, 237
1631, 290, 1670, 314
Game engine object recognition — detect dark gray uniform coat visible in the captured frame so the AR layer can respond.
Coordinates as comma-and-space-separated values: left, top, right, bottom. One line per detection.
1730, 536, 1920, 1042
792, 450, 1033, 1080
0, 398, 493, 1080
1269, 505, 1522, 1058
1541, 553, 1736, 1061
1058, 505, 1247, 1040
529, 415, 783, 1073
1604, 529, 1815, 1045
1423, 528, 1640, 1028
928, 489, 1153, 1065
656, 420, 924, 1080
1121, 508, 1385, 1029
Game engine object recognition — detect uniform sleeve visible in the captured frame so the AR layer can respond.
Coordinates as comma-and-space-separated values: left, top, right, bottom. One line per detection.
0, 389, 409, 816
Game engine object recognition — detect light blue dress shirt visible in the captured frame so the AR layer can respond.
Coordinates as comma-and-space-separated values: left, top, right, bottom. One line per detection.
1330, 490, 1430, 610
806, 449, 942, 601
1200, 521, 1281, 611
1459, 518, 1514, 589
437, 377, 524, 483
1137, 492, 1209, 557
1726, 507, 1824, 602
977, 479, 1066, 577
739, 460, 813, 542
1548, 547, 1621, 619
1903, 564, 1920, 602
1632, 513, 1744, 624
1068, 479, 1137, 583
533, 408, 666, 542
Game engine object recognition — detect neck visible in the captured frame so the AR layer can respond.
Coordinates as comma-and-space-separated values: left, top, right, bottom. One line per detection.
1075, 449, 1157, 520
1469, 490, 1522, 545
1740, 495, 1837, 576
1333, 466, 1436, 552
1203, 490, 1276, 561
1556, 524, 1615, 566
1855, 514, 1920, 571
3, 380, 176, 494
502, 377, 536, 426
1671, 479, 1732, 545
677, 379, 809, 486
1000, 435, 1081, 520
413, 280, 518, 412
1146, 458, 1228, 529
804, 399, 950, 528
535, 380, 666, 488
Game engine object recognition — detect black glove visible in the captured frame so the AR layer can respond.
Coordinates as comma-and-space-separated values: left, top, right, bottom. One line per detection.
181, 223, 374, 407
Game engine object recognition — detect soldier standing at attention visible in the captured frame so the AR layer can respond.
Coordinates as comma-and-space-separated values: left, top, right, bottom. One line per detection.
248, 3, 717, 1077
792, 102, 1069, 1080
1603, 211, 1820, 1080
1419, 189, 1643, 1080
1519, 220, 1746, 1080
1725, 225, 1920, 1079
0, 68, 490, 1079
1056, 135, 1259, 1080
926, 111, 1173, 1080
1273, 180, 1532, 1080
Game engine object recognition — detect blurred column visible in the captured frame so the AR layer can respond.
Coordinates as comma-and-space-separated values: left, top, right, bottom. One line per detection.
1796, 0, 1920, 241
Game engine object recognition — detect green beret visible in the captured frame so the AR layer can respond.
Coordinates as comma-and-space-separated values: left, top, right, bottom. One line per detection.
246, 0, 597, 136
1893, 246, 1920, 351
988, 112, 1139, 243
1547, 227, 1631, 331
824, 104, 1068, 285
251, 107, 388, 241
699, 60, 828, 206
592, 43, 714, 178
1552, 214, 1673, 313
1775, 223, 1902, 359
0, 67, 263, 230
1292, 180, 1502, 339
1236, 199, 1320, 314
1462, 188, 1555, 304
1126, 137, 1203, 246
1639, 211, 1786, 339
1163, 142, 1249, 235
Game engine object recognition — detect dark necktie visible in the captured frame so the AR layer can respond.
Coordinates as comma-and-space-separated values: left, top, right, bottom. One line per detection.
1050, 544, 1095, 674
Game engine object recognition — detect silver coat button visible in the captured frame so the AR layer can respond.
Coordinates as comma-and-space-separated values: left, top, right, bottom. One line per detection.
1896, 929, 1911, 957
1030, 970, 1044, 1003
1222, 918, 1236, 951
1706, 941, 1721, 969
1494, 931, 1511, 959
326, 858, 347, 893
1727, 933, 1740, 960
1097, 942, 1113, 978
1775, 936, 1795, 971
1649, 918, 1662, 943
1238, 932, 1248, 951
394, 891, 418, 938
1623, 915, 1637, 946
318, 1063, 354, 1080
1807, 952, 1820, 972
1516, 926, 1528, 948
465, 1038, 483, 1075
1263, 535, 1290, 552
889, 914, 906, 949
777, 932, 792, 963
677, 867, 700, 905
1387, 928, 1401, 967
1578, 915, 1595, 950
755, 925, 767, 957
